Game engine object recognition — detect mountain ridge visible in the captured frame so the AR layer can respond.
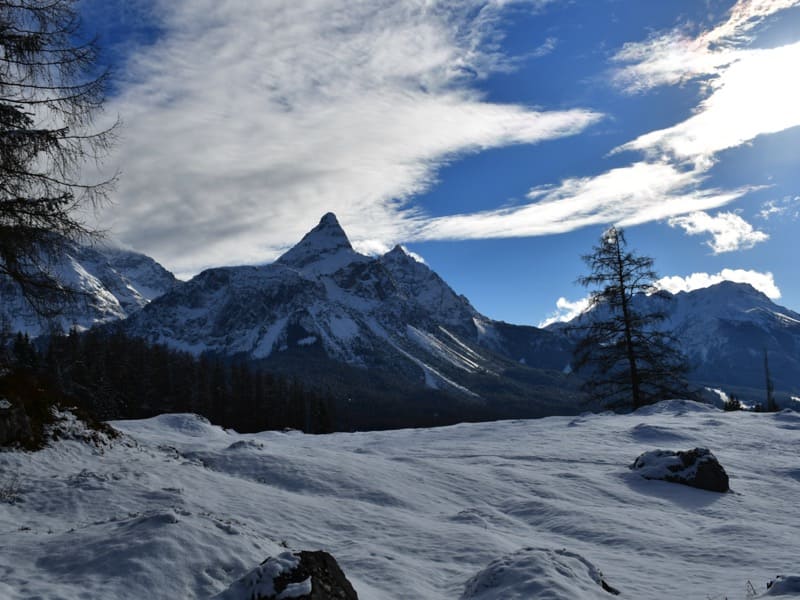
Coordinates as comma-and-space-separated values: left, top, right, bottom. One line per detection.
549, 280, 800, 399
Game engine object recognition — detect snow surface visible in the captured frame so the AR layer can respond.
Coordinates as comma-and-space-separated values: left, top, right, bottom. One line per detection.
1, 403, 798, 599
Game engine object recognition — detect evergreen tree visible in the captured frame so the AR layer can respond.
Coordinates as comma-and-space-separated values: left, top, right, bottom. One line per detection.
764, 349, 777, 412
572, 226, 692, 410
0, 0, 118, 316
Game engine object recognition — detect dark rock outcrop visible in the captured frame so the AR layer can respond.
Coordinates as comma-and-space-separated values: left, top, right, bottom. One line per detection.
214, 550, 358, 600
630, 447, 729, 492
278, 551, 358, 600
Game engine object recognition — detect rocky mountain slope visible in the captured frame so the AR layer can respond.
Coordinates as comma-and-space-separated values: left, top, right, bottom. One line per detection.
0, 241, 178, 338
122, 213, 578, 418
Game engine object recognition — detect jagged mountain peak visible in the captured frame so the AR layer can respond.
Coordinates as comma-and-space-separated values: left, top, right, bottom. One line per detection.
276, 213, 366, 275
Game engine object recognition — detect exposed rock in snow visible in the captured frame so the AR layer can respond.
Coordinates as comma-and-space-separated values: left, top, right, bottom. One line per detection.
630, 447, 729, 493
212, 550, 358, 600
461, 547, 619, 599
762, 575, 800, 596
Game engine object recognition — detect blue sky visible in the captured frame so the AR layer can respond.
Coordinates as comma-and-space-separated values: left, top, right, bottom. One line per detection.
81, 0, 800, 326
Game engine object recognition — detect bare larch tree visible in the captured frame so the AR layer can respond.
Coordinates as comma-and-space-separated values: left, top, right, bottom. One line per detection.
572, 226, 692, 410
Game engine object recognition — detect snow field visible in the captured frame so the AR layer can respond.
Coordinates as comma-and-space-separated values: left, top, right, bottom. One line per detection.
1, 402, 798, 599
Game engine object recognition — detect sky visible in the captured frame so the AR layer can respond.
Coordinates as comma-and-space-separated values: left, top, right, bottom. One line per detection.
79, 0, 800, 326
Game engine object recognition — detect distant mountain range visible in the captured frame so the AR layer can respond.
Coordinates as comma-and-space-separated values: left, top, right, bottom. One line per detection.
2, 214, 798, 414
548, 280, 800, 403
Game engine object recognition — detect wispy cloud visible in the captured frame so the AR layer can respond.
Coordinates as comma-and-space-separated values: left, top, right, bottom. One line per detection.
91, 0, 800, 273
615, 1, 800, 168
415, 161, 750, 241
617, 42, 800, 168
613, 0, 800, 92
655, 268, 781, 299
413, 0, 799, 247
668, 211, 769, 253
758, 195, 800, 219
94, 0, 599, 276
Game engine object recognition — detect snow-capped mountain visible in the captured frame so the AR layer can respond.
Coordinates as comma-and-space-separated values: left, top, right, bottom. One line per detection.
665, 282, 800, 393
123, 213, 575, 412
552, 281, 800, 397
0, 241, 178, 337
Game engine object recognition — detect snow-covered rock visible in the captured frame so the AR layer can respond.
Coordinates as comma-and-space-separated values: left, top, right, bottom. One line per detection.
762, 575, 800, 597
213, 550, 358, 600
630, 447, 729, 492
461, 547, 619, 599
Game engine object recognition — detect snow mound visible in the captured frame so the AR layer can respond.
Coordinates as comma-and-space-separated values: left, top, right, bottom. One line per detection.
634, 399, 718, 416
116, 413, 225, 440
460, 547, 619, 599
761, 575, 800, 596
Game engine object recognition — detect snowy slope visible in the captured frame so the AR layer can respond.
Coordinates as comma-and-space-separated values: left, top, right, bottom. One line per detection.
123, 213, 572, 403
1, 402, 798, 599
0, 241, 178, 337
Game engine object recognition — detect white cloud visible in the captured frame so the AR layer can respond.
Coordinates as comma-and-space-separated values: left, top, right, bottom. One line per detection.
614, 0, 800, 92
759, 195, 800, 219
668, 211, 769, 253
541, 266, 782, 327
414, 161, 751, 241
538, 295, 591, 328
618, 42, 800, 166
409, 1, 798, 247
614, 1, 800, 167
93, 0, 599, 276
655, 269, 781, 299
85, 0, 799, 274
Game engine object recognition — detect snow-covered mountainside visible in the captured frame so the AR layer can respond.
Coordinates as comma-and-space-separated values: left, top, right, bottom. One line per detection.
123, 213, 574, 407
2, 402, 799, 599
0, 241, 178, 337
552, 281, 800, 397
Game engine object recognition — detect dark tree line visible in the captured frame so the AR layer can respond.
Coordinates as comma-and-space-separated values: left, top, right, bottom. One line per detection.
7, 329, 334, 434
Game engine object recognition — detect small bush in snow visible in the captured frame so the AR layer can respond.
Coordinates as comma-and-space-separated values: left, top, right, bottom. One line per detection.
0, 472, 20, 503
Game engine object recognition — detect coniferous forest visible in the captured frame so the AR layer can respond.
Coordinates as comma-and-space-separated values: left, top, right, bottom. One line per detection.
3, 330, 334, 435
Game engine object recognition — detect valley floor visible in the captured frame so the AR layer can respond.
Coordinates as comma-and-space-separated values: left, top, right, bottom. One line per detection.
1, 401, 798, 599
